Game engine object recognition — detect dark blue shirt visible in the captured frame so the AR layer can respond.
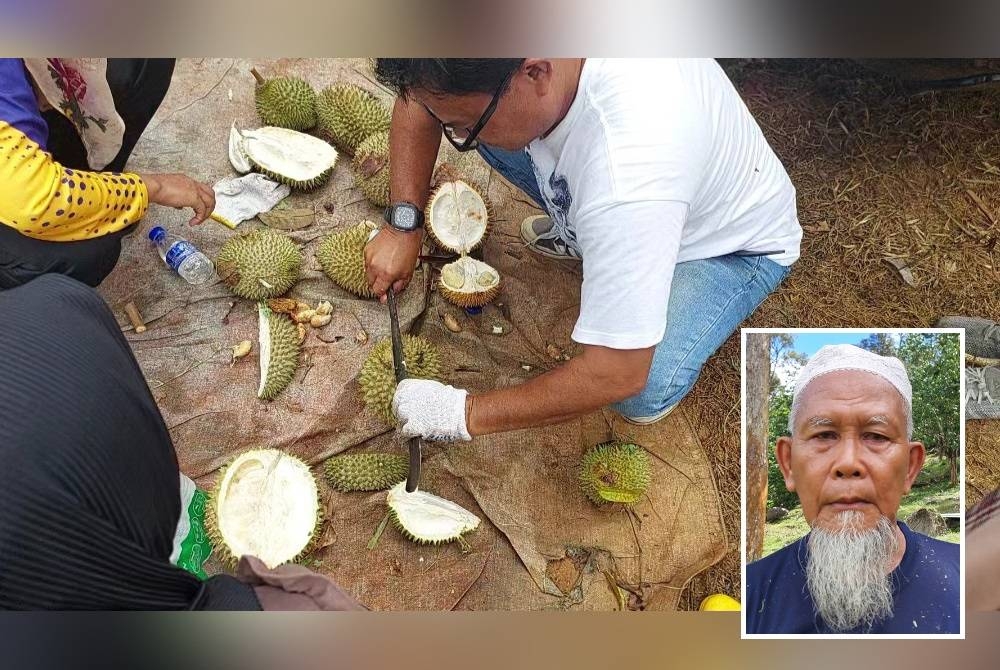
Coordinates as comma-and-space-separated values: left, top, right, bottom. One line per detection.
0, 58, 48, 147
746, 521, 960, 634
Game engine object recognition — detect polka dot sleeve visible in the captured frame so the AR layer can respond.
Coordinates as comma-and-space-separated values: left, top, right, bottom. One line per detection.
0, 120, 148, 241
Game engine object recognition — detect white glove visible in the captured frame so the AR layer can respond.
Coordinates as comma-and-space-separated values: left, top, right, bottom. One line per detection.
392, 378, 472, 442
211, 174, 290, 228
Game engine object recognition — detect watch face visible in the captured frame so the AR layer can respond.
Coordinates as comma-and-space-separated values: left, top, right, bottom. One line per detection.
395, 207, 417, 229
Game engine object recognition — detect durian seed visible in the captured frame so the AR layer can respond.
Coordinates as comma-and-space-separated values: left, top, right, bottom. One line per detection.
478, 271, 498, 287
316, 301, 333, 316
297, 323, 307, 343
296, 301, 312, 312
294, 309, 317, 323
310, 313, 332, 328
443, 313, 462, 333
267, 297, 299, 314
231, 340, 252, 365
356, 330, 368, 344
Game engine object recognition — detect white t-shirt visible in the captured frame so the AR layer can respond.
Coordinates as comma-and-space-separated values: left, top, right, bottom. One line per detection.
526, 58, 801, 350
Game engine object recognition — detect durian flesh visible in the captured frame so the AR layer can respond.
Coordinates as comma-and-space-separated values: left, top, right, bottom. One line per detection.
387, 482, 480, 545
258, 303, 301, 400
315, 221, 378, 298
439, 256, 500, 308
579, 441, 652, 506
241, 126, 338, 191
207, 449, 320, 568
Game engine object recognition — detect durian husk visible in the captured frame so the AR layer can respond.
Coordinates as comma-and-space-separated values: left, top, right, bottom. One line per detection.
205, 448, 322, 569
579, 441, 652, 506
316, 83, 391, 155
352, 130, 390, 207
258, 303, 302, 400
386, 481, 480, 546
324, 452, 409, 492
216, 229, 303, 300
424, 178, 494, 254
315, 221, 378, 298
358, 336, 442, 424
241, 126, 338, 191
438, 256, 501, 308
254, 72, 318, 131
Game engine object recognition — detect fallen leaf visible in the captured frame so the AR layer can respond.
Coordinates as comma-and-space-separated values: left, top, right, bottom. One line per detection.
883, 257, 917, 287
259, 208, 315, 230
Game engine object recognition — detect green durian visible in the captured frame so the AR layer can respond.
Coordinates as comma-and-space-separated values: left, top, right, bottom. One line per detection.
386, 481, 480, 546
240, 126, 339, 191
205, 448, 321, 569
352, 130, 390, 207
316, 83, 391, 155
258, 303, 301, 400
324, 452, 408, 492
216, 229, 303, 300
252, 68, 317, 131
579, 441, 651, 506
358, 336, 442, 424
315, 220, 377, 298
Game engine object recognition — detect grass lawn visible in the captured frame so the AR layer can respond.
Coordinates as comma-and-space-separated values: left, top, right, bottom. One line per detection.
763, 456, 960, 556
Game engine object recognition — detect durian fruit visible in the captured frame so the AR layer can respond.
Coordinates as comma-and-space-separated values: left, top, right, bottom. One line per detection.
425, 178, 500, 307
386, 481, 480, 546
315, 220, 377, 298
324, 452, 408, 492
240, 126, 338, 191
316, 83, 391, 155
579, 441, 651, 506
229, 121, 251, 173
352, 130, 390, 207
252, 68, 317, 131
258, 303, 302, 400
358, 336, 442, 424
216, 229, 303, 300
205, 448, 321, 568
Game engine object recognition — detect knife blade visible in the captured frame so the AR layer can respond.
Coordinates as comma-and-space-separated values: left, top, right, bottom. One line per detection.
387, 287, 422, 492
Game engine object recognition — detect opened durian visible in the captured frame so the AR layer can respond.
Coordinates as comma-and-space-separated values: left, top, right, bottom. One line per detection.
352, 130, 390, 207
216, 229, 302, 300
239, 126, 338, 191
205, 449, 321, 568
425, 178, 499, 307
358, 336, 442, 424
387, 481, 480, 546
317, 83, 391, 155
324, 452, 408, 492
579, 441, 651, 506
315, 220, 377, 298
228, 121, 251, 173
258, 303, 301, 400
252, 68, 317, 131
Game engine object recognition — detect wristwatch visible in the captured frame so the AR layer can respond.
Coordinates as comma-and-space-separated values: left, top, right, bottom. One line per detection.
384, 202, 424, 233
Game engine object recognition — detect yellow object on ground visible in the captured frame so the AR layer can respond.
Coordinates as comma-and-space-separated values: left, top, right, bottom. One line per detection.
699, 594, 741, 611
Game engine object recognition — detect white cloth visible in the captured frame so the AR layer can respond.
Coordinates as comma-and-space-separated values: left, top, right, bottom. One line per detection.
526, 58, 801, 350
793, 344, 913, 411
211, 173, 290, 227
392, 378, 472, 442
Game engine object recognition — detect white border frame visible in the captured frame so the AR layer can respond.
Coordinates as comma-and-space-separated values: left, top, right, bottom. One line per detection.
739, 327, 966, 640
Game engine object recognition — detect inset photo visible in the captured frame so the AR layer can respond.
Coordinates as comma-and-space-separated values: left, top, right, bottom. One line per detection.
741, 329, 964, 638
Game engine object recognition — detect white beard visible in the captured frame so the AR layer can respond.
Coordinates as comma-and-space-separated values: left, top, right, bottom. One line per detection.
805, 511, 900, 633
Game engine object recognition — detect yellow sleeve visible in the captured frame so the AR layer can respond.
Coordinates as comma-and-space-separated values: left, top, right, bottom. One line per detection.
0, 120, 149, 242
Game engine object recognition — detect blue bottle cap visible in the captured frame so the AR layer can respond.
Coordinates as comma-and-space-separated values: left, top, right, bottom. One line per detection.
148, 226, 166, 242
464, 306, 483, 316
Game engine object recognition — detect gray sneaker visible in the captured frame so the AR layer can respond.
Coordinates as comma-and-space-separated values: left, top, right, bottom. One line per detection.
937, 316, 1000, 359
519, 215, 581, 260
967, 365, 1000, 420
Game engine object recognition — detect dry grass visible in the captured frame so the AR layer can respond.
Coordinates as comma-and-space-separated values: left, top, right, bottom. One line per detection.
678, 59, 1000, 609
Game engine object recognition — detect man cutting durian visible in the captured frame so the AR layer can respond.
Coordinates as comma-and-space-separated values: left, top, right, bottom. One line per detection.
366, 59, 801, 440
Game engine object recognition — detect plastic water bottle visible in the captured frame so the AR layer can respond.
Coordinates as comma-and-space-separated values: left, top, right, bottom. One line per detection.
148, 226, 215, 285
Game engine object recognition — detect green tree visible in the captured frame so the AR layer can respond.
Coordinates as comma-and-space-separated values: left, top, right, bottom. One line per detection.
859, 333, 898, 357
766, 385, 799, 510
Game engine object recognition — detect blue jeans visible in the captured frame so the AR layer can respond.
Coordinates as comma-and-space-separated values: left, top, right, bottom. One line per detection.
479, 143, 793, 420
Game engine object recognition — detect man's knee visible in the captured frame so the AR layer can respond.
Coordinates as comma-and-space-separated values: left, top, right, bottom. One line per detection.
611, 374, 696, 423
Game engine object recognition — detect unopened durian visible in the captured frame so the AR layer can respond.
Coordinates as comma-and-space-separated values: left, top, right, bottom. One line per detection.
425, 178, 500, 307
240, 126, 338, 191
352, 130, 390, 207
205, 448, 321, 568
317, 83, 391, 155
358, 336, 442, 424
386, 481, 480, 546
216, 229, 303, 300
252, 68, 317, 131
579, 441, 651, 506
315, 220, 377, 298
324, 452, 408, 492
258, 303, 302, 400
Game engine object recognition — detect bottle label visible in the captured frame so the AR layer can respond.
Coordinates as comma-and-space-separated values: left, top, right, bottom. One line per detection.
165, 241, 196, 272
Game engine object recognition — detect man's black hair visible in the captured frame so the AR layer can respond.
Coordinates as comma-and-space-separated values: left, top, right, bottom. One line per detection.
374, 59, 525, 98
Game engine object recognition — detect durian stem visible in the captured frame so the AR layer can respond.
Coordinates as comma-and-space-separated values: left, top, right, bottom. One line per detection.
251, 67, 266, 86
367, 511, 391, 550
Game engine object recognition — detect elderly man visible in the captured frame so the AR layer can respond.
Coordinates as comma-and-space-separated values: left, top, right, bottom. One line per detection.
367, 58, 801, 441
745, 344, 959, 634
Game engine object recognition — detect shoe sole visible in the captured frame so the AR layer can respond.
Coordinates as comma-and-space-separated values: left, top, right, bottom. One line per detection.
519, 215, 578, 260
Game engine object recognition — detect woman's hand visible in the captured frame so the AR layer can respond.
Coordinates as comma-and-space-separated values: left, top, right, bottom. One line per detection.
141, 173, 216, 225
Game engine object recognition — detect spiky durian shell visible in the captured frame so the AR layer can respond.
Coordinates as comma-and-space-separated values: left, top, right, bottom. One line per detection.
315, 221, 377, 298
316, 83, 391, 155
250, 158, 334, 192
579, 441, 651, 506
352, 130, 391, 207
386, 481, 480, 546
358, 336, 442, 424
424, 179, 495, 254
324, 452, 409, 492
438, 282, 500, 308
216, 229, 303, 300
258, 304, 302, 400
204, 449, 323, 569
255, 75, 318, 131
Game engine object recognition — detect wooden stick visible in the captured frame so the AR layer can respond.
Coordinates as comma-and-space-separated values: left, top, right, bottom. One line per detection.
124, 302, 147, 333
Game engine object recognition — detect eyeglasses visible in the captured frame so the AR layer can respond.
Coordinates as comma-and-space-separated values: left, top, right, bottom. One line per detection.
422, 68, 517, 152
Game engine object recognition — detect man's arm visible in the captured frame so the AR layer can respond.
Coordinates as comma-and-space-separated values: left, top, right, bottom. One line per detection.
465, 344, 655, 436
